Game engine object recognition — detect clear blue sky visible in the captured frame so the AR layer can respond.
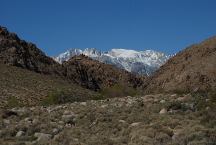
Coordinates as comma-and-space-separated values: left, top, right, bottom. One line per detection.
0, 0, 216, 56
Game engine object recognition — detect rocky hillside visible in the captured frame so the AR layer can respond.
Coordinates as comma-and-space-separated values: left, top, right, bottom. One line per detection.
55, 48, 170, 76
0, 26, 145, 94
63, 55, 145, 91
0, 93, 215, 145
0, 26, 63, 76
145, 36, 216, 93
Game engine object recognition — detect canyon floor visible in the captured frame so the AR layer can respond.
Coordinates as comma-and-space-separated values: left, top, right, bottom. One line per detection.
0, 93, 215, 145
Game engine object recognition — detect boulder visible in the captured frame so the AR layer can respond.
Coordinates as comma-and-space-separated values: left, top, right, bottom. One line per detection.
130, 122, 141, 127
16, 131, 25, 137
160, 100, 166, 103
159, 108, 167, 114
62, 114, 76, 125
34, 133, 52, 144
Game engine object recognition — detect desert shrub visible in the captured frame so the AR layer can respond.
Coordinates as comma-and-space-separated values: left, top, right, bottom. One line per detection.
192, 91, 216, 111
165, 101, 187, 111
92, 94, 105, 100
193, 91, 216, 128
199, 109, 216, 128
41, 89, 69, 106
208, 90, 216, 104
7, 96, 23, 108
172, 89, 190, 95
41, 88, 102, 105
100, 84, 138, 98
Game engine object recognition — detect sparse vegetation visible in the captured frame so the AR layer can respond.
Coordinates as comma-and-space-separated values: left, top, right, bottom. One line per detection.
1, 94, 216, 145
0, 64, 100, 108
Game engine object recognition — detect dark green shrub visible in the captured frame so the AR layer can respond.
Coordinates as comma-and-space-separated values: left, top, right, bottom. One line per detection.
172, 89, 190, 95
7, 96, 23, 108
192, 92, 209, 111
166, 101, 187, 111
41, 89, 68, 106
92, 94, 104, 100
199, 109, 216, 128
100, 84, 138, 98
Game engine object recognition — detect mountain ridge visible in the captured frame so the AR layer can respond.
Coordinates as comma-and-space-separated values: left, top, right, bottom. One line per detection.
54, 48, 170, 76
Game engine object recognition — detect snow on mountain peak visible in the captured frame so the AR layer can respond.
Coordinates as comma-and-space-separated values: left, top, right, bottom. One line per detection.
83, 48, 101, 57
54, 48, 171, 75
108, 49, 139, 58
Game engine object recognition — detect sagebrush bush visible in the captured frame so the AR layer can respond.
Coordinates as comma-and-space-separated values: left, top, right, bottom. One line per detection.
165, 101, 187, 111
7, 96, 23, 108
41, 89, 68, 105
41, 88, 105, 106
100, 84, 138, 98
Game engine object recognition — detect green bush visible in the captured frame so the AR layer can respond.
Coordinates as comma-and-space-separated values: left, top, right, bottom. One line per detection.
100, 84, 138, 98
92, 94, 105, 100
172, 89, 189, 95
41, 89, 68, 106
165, 101, 187, 111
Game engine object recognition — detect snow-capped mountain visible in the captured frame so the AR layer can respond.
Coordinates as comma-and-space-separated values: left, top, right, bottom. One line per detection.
54, 48, 170, 75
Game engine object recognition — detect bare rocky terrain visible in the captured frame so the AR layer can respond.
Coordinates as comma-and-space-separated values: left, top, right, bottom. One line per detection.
0, 93, 215, 145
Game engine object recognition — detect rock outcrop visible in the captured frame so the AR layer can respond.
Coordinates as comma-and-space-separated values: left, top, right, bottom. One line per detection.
63, 55, 145, 91
0, 26, 63, 76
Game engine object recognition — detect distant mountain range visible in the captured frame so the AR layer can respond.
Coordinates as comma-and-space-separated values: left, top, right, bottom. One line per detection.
54, 48, 170, 75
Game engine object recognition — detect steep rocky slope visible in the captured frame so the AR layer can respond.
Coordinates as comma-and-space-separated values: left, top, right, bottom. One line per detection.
63, 55, 145, 91
145, 36, 216, 93
0, 26, 63, 76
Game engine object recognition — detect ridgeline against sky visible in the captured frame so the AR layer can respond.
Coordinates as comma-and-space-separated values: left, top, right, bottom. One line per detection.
0, 0, 216, 56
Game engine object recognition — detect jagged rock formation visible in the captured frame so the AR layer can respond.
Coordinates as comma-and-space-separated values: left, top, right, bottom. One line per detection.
145, 36, 216, 93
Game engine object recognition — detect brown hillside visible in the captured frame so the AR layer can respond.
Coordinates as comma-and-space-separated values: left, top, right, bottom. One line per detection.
144, 36, 216, 93
0, 63, 100, 108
